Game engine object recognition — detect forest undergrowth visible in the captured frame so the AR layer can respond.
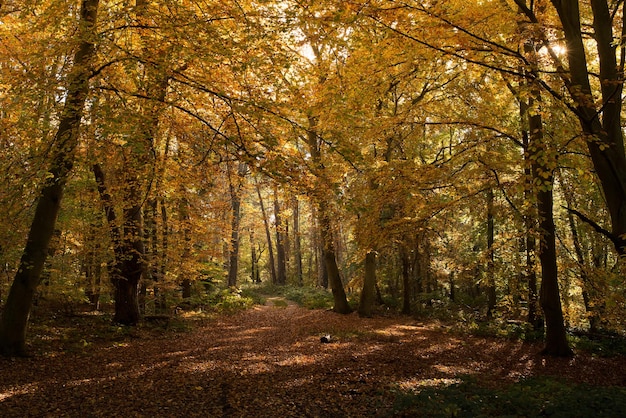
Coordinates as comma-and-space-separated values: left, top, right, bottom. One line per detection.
1, 296, 626, 417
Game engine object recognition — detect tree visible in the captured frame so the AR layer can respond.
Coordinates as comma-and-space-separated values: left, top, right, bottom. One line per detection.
256, 179, 277, 284
273, 185, 287, 285
292, 196, 304, 285
306, 117, 352, 314
0, 0, 100, 356
227, 161, 248, 287
543, 0, 626, 255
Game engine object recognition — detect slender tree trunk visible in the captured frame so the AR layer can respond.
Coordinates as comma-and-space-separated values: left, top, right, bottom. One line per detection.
401, 244, 412, 314
273, 185, 287, 285
486, 187, 496, 317
250, 229, 259, 283
158, 198, 168, 310
0, 0, 99, 356
144, 130, 169, 314
256, 180, 277, 284
313, 211, 328, 288
562, 182, 599, 332
523, 131, 541, 329
449, 271, 455, 302
84, 224, 102, 310
227, 162, 246, 287
178, 193, 192, 299
292, 196, 304, 286
525, 70, 571, 355
358, 250, 377, 317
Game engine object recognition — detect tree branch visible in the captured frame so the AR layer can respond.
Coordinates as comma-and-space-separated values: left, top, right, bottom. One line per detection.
561, 205, 620, 248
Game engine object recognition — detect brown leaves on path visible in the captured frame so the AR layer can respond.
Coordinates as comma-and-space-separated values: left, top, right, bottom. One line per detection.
1, 303, 625, 417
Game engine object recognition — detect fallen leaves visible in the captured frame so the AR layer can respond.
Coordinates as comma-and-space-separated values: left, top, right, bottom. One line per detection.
0, 302, 625, 417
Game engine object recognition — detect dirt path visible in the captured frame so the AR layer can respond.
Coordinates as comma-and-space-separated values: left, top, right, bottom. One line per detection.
263, 295, 298, 307
1, 304, 625, 417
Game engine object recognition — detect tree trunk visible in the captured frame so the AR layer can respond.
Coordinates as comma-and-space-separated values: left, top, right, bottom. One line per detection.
449, 271, 455, 302
550, 0, 626, 255
527, 83, 571, 356
486, 187, 496, 317
179, 193, 192, 299
292, 196, 304, 286
250, 229, 261, 283
93, 164, 142, 325
523, 133, 541, 330
0, 0, 99, 356
358, 250, 377, 317
84, 224, 102, 311
157, 197, 169, 311
319, 210, 352, 314
256, 180, 277, 284
306, 116, 351, 313
227, 162, 246, 287
273, 185, 287, 285
562, 183, 600, 332
401, 244, 412, 314
537, 178, 572, 356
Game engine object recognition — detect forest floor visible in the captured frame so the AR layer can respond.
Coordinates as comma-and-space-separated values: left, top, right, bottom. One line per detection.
1, 299, 626, 417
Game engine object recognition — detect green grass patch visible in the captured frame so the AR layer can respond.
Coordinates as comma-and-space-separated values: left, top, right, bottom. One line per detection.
271, 298, 289, 308
242, 283, 334, 309
390, 376, 626, 417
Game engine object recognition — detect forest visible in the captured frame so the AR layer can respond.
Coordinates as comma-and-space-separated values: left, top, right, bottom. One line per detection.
2, 0, 626, 416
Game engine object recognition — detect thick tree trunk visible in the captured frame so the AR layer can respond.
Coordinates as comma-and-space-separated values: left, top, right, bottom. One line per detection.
0, 0, 99, 357
93, 164, 143, 325
319, 211, 352, 314
358, 250, 377, 317
118, 203, 143, 324
537, 181, 572, 356
551, 0, 626, 254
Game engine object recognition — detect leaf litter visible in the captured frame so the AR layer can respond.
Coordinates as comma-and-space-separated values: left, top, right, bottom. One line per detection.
1, 302, 625, 417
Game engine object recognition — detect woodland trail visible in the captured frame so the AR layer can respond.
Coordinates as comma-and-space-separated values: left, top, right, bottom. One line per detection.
1, 303, 625, 417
